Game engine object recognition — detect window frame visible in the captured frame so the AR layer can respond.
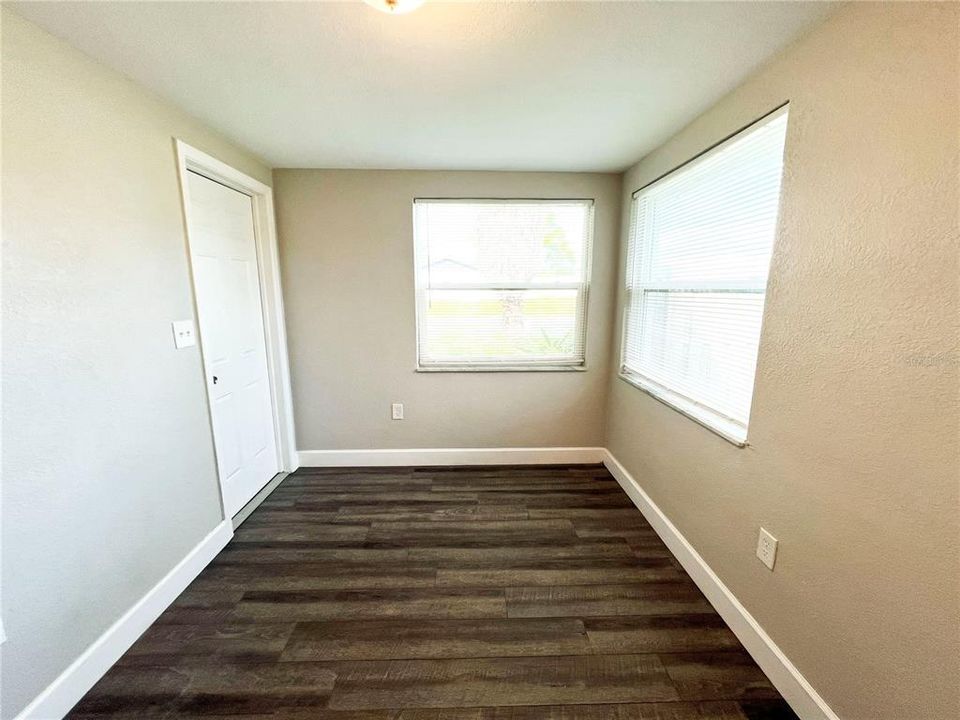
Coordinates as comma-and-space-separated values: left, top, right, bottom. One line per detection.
618, 104, 789, 447
413, 197, 595, 373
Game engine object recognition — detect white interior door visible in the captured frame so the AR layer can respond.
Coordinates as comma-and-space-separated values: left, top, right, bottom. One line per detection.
186, 170, 280, 517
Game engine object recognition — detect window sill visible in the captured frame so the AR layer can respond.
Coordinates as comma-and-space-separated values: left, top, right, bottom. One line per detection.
618, 371, 748, 448
417, 365, 587, 373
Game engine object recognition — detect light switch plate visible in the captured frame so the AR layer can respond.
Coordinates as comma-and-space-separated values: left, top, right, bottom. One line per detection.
172, 320, 197, 349
756, 527, 778, 570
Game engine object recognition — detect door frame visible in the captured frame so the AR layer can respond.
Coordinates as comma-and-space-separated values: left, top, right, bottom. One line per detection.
174, 140, 298, 516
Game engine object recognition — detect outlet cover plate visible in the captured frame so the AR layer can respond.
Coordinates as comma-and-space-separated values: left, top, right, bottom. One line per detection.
391, 403, 404, 420
172, 319, 197, 349
756, 527, 778, 570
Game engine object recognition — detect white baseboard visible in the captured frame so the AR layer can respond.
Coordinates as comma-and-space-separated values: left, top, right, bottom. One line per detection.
601, 450, 838, 720
298, 446, 606, 467
14, 520, 234, 720
233, 472, 288, 529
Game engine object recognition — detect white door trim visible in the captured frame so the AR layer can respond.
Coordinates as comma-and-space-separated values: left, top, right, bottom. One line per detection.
174, 141, 298, 514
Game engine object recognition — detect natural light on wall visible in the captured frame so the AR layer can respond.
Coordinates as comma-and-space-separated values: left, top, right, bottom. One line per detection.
414, 199, 594, 370
620, 105, 789, 445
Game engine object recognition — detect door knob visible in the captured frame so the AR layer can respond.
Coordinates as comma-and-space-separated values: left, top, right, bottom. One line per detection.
212, 376, 219, 385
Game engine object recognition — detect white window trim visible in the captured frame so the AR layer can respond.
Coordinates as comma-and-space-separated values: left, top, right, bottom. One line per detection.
618, 104, 789, 447
413, 197, 594, 372
618, 369, 749, 447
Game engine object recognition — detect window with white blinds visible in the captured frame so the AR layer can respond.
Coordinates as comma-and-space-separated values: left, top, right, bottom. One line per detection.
414, 199, 594, 370
621, 106, 789, 444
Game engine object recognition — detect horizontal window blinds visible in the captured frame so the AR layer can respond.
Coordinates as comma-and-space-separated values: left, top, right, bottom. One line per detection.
414, 199, 593, 368
622, 107, 789, 441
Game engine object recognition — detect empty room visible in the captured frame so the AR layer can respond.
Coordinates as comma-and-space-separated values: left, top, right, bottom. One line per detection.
2, 1, 957, 719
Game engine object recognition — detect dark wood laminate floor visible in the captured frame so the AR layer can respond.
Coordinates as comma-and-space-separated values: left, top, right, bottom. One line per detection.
69, 464, 798, 720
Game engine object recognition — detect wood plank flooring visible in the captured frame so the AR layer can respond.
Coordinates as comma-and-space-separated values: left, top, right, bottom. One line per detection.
68, 464, 797, 720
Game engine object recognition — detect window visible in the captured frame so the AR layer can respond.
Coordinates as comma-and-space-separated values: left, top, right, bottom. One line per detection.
620, 106, 789, 445
414, 199, 594, 370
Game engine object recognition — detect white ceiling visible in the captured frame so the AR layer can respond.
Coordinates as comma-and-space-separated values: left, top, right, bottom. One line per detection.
10, 1, 836, 172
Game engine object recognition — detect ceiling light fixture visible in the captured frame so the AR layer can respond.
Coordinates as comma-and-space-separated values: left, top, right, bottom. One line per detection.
363, 0, 425, 14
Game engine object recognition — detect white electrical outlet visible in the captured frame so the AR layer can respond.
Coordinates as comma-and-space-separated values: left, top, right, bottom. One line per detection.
171, 319, 197, 349
756, 527, 778, 570
391, 403, 404, 420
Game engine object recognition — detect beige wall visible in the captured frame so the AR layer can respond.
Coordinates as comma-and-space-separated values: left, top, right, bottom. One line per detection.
605, 3, 959, 719
1, 10, 271, 718
274, 170, 621, 451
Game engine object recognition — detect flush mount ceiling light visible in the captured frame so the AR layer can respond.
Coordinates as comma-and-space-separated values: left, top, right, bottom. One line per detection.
363, 0, 425, 14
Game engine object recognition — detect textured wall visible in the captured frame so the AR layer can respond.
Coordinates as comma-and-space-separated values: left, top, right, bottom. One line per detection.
1, 10, 272, 718
604, 3, 959, 718
274, 170, 621, 451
